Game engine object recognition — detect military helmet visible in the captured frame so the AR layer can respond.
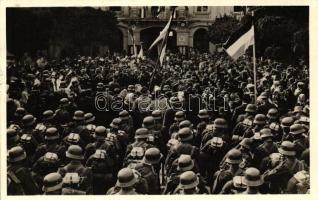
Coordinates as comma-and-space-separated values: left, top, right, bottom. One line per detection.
7, 128, 19, 143
243, 167, 264, 187
174, 111, 185, 121
73, 110, 85, 121
43, 110, 55, 121
84, 113, 95, 124
289, 124, 305, 135
226, 149, 242, 164
134, 128, 149, 139
260, 128, 273, 139
178, 171, 199, 190
179, 120, 193, 129
14, 107, 26, 118
177, 154, 194, 171
253, 114, 266, 125
142, 116, 155, 129
177, 127, 193, 142
22, 114, 36, 127
45, 127, 59, 140
278, 141, 296, 156
116, 168, 138, 188
214, 118, 228, 129
198, 109, 209, 119
267, 108, 279, 119
281, 117, 294, 127
110, 118, 122, 129
119, 110, 130, 120
143, 148, 162, 165
42, 173, 63, 193
245, 104, 256, 113
7, 146, 26, 162
94, 126, 107, 139
66, 145, 84, 160
151, 110, 162, 120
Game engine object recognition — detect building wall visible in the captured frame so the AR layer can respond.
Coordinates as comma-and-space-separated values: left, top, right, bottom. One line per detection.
106, 6, 235, 54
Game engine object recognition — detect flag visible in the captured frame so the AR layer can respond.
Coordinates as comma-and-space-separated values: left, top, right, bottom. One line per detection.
223, 17, 254, 61
128, 28, 137, 56
148, 8, 174, 51
138, 45, 144, 59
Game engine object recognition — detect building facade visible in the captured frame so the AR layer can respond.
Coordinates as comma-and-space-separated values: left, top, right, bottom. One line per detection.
102, 6, 238, 55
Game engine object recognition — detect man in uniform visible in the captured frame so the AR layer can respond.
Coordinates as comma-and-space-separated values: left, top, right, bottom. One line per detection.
241, 167, 264, 194
71, 110, 90, 146
107, 168, 140, 195
42, 173, 63, 195
58, 145, 93, 194
169, 111, 186, 137
7, 146, 40, 195
173, 171, 208, 194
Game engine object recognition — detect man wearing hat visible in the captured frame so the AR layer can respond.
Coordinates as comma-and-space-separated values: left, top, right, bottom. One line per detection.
201, 118, 230, 147
163, 96, 183, 131
220, 174, 247, 194
169, 111, 186, 137
263, 141, 306, 193
286, 124, 308, 158
232, 104, 256, 142
238, 114, 268, 144
109, 118, 129, 164
134, 86, 152, 126
86, 149, 116, 194
58, 145, 93, 193
125, 128, 154, 163
84, 126, 108, 159
212, 149, 244, 194
280, 117, 294, 141
173, 171, 208, 194
119, 110, 135, 142
21, 114, 43, 144
241, 167, 264, 194
134, 148, 162, 194
71, 110, 90, 146
196, 109, 209, 146
54, 98, 73, 124
34, 127, 65, 162
32, 152, 60, 189
165, 128, 199, 175
84, 112, 96, 139
107, 168, 140, 195
253, 128, 279, 167
7, 128, 20, 150
42, 173, 63, 195
7, 146, 40, 195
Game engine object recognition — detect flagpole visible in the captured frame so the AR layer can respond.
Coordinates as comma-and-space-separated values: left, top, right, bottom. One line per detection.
252, 11, 257, 103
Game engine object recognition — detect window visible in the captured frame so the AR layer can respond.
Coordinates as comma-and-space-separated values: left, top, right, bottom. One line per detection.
110, 7, 121, 12
234, 6, 243, 12
197, 6, 208, 12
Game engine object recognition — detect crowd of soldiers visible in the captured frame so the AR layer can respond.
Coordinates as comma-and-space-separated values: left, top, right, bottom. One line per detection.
6, 51, 309, 195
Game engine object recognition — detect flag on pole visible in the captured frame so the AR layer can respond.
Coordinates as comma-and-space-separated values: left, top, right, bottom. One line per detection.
223, 17, 254, 61
138, 44, 144, 59
148, 8, 174, 51
128, 28, 137, 57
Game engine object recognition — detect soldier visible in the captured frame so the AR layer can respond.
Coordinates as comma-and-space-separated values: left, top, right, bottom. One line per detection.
32, 152, 60, 189
164, 154, 206, 194
71, 110, 90, 146
163, 96, 183, 130
232, 104, 256, 143
7, 128, 20, 150
173, 171, 208, 194
107, 168, 140, 195
34, 127, 65, 162
263, 141, 306, 193
196, 109, 209, 146
54, 98, 72, 125
134, 86, 152, 127
220, 176, 247, 194
7, 146, 40, 195
58, 145, 93, 194
42, 173, 63, 195
169, 111, 186, 136
61, 173, 87, 195
86, 149, 115, 194
212, 149, 244, 194
84, 112, 96, 140
241, 114, 267, 141
165, 128, 199, 175
125, 128, 154, 160
152, 110, 169, 148
280, 117, 294, 141
119, 110, 135, 142
253, 128, 279, 167
134, 148, 162, 194
287, 124, 308, 158
241, 167, 264, 194
12, 107, 27, 127
266, 108, 283, 141
201, 118, 230, 147
84, 126, 108, 159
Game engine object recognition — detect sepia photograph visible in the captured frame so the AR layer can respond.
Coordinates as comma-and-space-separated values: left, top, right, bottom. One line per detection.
4, 5, 310, 195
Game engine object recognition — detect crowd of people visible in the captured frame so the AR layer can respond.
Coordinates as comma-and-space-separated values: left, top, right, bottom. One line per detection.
6, 51, 309, 195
